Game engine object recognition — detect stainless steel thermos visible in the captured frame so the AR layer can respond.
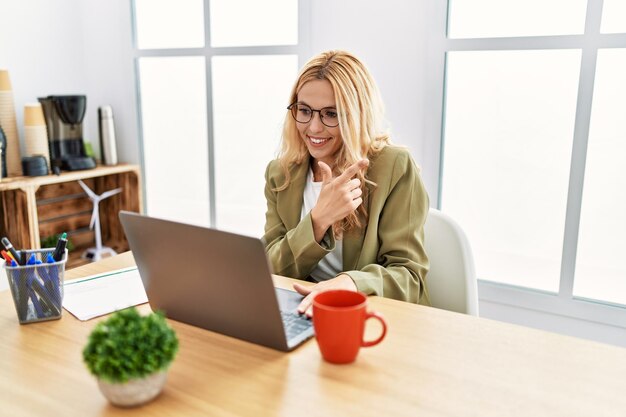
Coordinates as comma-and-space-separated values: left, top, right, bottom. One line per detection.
98, 105, 118, 166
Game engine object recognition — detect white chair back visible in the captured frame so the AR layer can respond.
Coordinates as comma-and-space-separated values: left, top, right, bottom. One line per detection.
423, 208, 479, 316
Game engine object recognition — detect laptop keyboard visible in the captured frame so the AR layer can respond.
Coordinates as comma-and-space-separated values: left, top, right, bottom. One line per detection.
281, 311, 313, 340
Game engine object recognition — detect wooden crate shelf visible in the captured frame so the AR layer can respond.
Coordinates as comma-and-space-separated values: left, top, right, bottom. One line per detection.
0, 164, 142, 266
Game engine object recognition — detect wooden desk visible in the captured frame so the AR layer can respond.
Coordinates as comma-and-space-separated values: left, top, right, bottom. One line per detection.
1, 252, 625, 416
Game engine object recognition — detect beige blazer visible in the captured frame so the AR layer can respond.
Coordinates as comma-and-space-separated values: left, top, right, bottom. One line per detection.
263, 146, 430, 304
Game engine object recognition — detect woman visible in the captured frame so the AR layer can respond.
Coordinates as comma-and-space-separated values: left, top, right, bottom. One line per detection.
263, 50, 429, 316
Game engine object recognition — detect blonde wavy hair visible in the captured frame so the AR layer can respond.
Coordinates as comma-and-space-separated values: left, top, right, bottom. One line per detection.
276, 50, 391, 237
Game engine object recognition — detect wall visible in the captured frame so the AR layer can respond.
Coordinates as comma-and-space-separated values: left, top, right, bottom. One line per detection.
78, 1, 140, 165
480, 297, 626, 348
0, 0, 139, 165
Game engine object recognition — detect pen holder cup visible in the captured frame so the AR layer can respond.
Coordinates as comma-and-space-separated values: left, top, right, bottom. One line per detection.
4, 248, 67, 324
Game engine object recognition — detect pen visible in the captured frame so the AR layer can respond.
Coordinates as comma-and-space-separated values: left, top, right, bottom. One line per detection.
27, 271, 59, 317
35, 258, 50, 286
30, 254, 58, 316
26, 272, 44, 318
52, 233, 67, 262
46, 253, 62, 308
2, 237, 22, 265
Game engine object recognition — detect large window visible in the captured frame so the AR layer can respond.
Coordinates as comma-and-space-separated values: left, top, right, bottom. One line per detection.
447, 0, 587, 38
441, 0, 626, 323
133, 0, 305, 236
138, 56, 210, 225
574, 48, 626, 306
443, 50, 580, 293
211, 55, 298, 234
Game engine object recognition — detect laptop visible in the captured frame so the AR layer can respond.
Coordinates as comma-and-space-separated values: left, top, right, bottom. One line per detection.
119, 211, 314, 351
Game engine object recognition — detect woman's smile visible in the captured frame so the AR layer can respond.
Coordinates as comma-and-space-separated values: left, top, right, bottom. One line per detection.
308, 135, 333, 146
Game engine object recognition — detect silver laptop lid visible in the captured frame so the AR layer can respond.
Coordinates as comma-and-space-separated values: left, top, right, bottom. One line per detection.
119, 211, 309, 351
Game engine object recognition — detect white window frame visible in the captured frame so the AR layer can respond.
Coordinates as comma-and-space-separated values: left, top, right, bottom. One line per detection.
130, 0, 311, 226
436, 0, 626, 329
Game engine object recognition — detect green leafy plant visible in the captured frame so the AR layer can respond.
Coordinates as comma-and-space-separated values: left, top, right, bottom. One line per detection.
83, 307, 179, 383
40, 233, 75, 252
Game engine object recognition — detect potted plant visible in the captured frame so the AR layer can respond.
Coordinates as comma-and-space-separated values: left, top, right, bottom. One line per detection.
82, 307, 179, 407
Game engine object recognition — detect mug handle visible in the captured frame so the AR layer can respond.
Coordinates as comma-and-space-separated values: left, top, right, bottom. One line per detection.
361, 311, 387, 347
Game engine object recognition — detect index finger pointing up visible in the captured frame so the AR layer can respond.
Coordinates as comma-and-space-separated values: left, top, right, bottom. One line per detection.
336, 159, 369, 182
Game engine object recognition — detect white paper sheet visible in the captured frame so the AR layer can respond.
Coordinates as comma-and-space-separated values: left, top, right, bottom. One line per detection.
62, 267, 148, 321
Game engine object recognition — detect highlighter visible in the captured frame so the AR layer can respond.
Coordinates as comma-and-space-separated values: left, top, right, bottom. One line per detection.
1, 250, 13, 263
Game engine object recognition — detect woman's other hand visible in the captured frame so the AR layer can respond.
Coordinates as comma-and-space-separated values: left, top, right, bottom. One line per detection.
310, 159, 369, 242
293, 274, 357, 318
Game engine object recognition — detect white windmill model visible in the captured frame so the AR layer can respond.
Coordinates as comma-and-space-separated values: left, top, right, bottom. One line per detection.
78, 180, 123, 262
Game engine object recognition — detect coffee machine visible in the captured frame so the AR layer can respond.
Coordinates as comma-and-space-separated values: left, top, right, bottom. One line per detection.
38, 95, 96, 172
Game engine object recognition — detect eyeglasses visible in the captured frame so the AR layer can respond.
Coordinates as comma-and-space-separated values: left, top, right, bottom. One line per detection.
287, 103, 339, 128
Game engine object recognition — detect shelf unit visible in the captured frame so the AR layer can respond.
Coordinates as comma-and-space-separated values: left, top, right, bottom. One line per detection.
0, 164, 142, 268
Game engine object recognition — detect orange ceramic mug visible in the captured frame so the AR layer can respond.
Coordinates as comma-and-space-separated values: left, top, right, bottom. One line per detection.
312, 290, 387, 364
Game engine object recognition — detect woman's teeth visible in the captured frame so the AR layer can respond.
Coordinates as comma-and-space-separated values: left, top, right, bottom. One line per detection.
309, 137, 329, 144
